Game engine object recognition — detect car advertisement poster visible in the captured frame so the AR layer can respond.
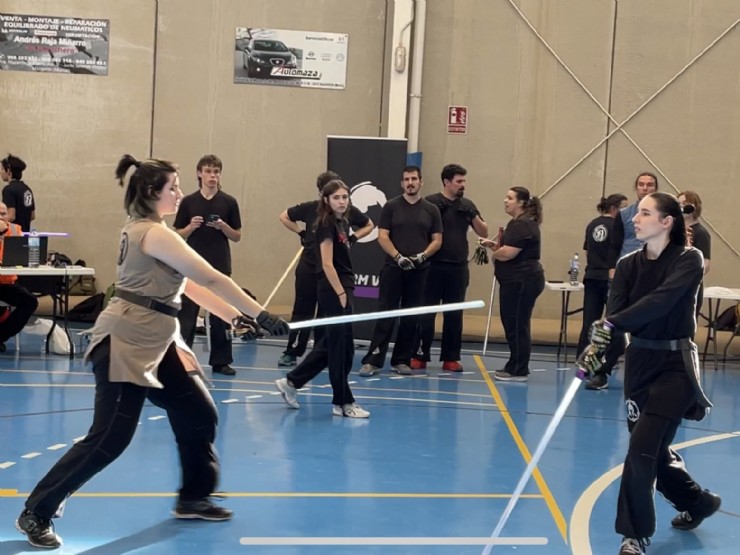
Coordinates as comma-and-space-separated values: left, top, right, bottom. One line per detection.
0, 12, 109, 75
234, 27, 348, 89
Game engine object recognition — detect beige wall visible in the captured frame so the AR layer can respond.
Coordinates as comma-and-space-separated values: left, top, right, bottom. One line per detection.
1, 0, 738, 323
0, 0, 155, 288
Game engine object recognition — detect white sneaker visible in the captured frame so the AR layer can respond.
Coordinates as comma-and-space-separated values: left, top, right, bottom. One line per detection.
358, 364, 380, 377
275, 378, 299, 409
332, 403, 370, 418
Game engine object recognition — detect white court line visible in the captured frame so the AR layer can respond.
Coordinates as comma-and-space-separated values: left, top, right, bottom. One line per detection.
221, 399, 239, 404
239, 536, 548, 546
365, 378, 381, 382
47, 444, 66, 451
147, 415, 166, 420
21, 453, 41, 459
0, 462, 16, 469
72, 436, 85, 443
389, 376, 405, 380
245, 395, 262, 399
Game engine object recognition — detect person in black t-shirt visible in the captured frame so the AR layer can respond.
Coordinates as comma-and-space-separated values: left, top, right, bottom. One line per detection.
678, 191, 711, 317
582, 192, 718, 555
577, 193, 628, 390
275, 180, 370, 418
481, 187, 544, 382
173, 155, 242, 376
277, 171, 373, 367
411, 164, 488, 372
358, 166, 443, 376
1, 154, 36, 232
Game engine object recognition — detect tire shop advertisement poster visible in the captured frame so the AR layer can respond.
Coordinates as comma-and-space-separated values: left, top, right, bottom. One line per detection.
234, 27, 348, 89
0, 13, 109, 75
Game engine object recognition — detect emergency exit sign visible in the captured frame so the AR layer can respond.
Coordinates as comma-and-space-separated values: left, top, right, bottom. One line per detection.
447, 106, 468, 134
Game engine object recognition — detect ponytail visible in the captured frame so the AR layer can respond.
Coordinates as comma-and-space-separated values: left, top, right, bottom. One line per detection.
114, 154, 177, 218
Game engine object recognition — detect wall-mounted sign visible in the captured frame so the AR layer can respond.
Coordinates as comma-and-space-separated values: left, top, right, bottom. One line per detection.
0, 12, 109, 75
448, 105, 468, 134
234, 27, 348, 90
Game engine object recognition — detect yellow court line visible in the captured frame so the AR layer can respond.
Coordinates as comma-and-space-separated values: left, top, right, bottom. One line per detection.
0, 490, 544, 499
474, 355, 568, 543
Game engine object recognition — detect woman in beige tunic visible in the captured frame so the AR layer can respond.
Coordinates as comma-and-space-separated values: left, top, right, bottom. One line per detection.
16, 155, 289, 550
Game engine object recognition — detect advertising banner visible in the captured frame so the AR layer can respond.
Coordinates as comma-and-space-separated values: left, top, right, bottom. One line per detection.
0, 12, 109, 75
235, 27, 347, 89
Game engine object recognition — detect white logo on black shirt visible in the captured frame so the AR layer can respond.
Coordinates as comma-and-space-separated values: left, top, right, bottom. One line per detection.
592, 224, 608, 243
23, 190, 33, 208
626, 399, 640, 422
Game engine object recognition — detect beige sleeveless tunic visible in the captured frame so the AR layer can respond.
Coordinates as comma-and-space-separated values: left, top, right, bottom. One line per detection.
84, 218, 203, 388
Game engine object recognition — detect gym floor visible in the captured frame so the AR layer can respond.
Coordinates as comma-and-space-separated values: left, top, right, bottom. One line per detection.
1, 333, 738, 554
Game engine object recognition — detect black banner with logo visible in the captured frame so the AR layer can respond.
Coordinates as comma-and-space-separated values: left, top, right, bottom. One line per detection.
327, 136, 407, 339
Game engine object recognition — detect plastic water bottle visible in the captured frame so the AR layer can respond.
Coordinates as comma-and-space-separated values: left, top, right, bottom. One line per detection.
569, 253, 580, 286
28, 229, 40, 268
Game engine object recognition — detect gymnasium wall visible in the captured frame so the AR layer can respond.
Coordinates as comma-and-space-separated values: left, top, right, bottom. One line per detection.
1, 0, 738, 322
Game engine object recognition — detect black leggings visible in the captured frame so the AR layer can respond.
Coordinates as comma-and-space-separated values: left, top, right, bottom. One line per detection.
25, 338, 220, 518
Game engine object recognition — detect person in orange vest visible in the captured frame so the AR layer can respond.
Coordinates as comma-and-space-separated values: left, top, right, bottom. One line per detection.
0, 201, 38, 351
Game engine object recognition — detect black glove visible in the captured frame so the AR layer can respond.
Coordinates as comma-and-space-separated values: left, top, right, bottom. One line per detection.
256, 310, 290, 336
232, 315, 259, 340
472, 244, 489, 265
348, 234, 358, 248
576, 344, 606, 377
298, 230, 308, 247
394, 253, 415, 271
409, 252, 427, 266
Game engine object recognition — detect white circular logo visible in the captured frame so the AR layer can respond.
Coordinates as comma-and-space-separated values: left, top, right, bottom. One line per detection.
350, 181, 387, 243
626, 399, 641, 423
23, 190, 34, 207
592, 224, 608, 243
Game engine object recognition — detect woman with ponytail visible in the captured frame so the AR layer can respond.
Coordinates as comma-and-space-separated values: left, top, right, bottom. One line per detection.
16, 155, 289, 549
481, 186, 544, 382
577, 193, 628, 390
582, 192, 718, 555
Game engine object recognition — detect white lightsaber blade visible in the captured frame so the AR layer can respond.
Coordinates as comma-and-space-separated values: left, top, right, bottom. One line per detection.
288, 300, 485, 330
482, 375, 583, 554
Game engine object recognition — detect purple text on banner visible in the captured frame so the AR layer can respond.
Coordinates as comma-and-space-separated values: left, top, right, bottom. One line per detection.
354, 286, 380, 299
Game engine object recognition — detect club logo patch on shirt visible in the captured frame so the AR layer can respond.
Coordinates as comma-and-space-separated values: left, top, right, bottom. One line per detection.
118, 232, 129, 265
626, 398, 641, 422
23, 190, 33, 208
592, 224, 608, 243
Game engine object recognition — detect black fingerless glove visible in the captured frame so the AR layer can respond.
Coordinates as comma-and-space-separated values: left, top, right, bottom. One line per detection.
256, 310, 290, 336
232, 315, 259, 340
298, 230, 308, 247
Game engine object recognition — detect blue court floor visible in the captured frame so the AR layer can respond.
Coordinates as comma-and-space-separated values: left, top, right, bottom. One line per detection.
1, 334, 739, 554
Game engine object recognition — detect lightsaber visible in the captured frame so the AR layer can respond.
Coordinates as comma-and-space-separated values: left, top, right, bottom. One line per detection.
482, 374, 584, 554
482, 278, 497, 355
288, 300, 485, 330
263, 247, 303, 308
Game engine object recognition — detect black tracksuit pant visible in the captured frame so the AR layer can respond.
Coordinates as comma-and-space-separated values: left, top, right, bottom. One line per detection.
287, 287, 355, 406
179, 294, 232, 368
415, 264, 469, 362
25, 338, 220, 519
0, 283, 38, 343
498, 274, 545, 376
361, 264, 428, 368
283, 259, 323, 358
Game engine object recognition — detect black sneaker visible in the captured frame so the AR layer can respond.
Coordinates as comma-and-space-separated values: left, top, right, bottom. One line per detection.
672, 490, 721, 530
585, 373, 609, 390
212, 364, 236, 376
16, 509, 62, 549
173, 498, 233, 521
